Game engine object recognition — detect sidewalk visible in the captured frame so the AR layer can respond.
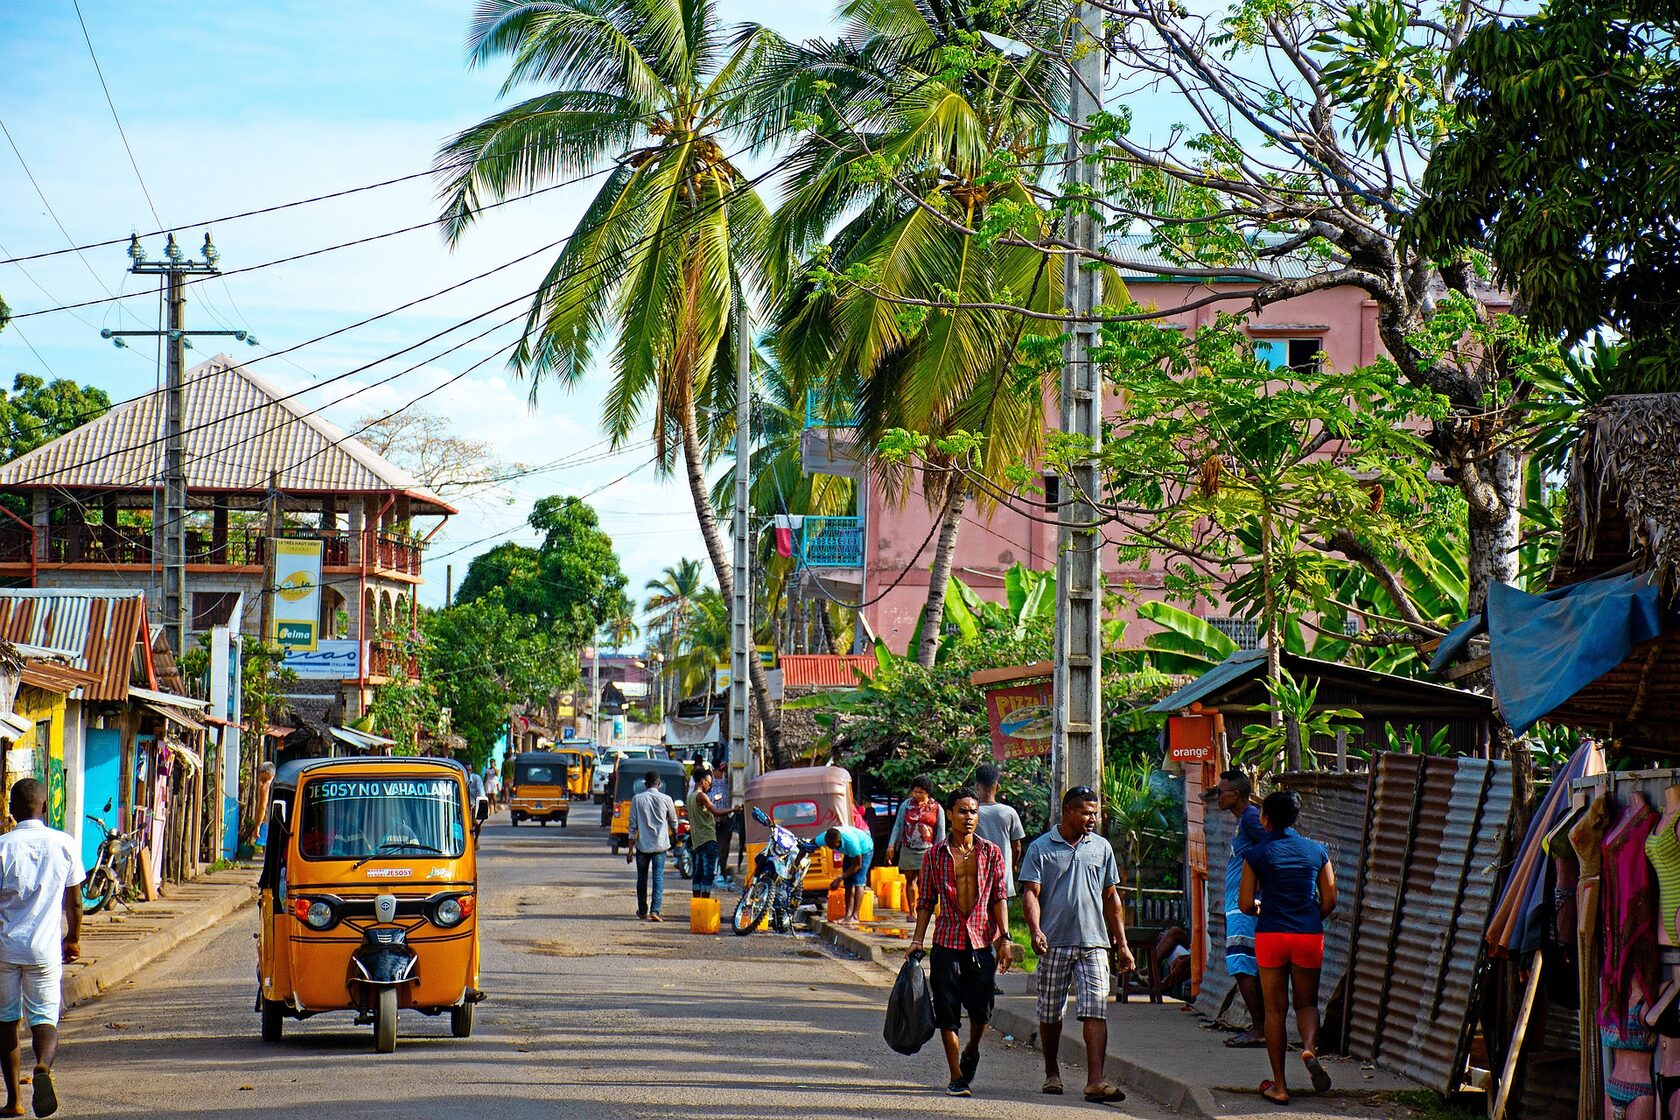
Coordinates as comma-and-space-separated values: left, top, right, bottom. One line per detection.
807, 912, 1422, 1120
64, 866, 258, 1009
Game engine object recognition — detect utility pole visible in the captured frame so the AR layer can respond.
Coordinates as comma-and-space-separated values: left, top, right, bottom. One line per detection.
259, 471, 280, 644
104, 233, 256, 653
729, 313, 752, 801
590, 646, 602, 744
1052, 4, 1106, 803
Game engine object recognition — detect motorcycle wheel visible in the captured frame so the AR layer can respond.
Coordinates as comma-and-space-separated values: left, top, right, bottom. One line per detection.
676, 846, 693, 880
81, 872, 114, 915
374, 988, 398, 1054
260, 998, 285, 1042
450, 1003, 474, 1038
732, 877, 773, 936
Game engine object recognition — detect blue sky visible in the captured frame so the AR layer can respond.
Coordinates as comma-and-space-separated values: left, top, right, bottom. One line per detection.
0, 0, 838, 614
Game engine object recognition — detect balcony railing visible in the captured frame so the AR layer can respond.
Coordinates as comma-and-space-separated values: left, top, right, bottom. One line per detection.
367, 639, 419, 680
800, 516, 864, 568
10, 524, 422, 575
805, 389, 862, 429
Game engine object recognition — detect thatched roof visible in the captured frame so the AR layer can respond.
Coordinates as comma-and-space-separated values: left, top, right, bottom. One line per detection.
1556, 394, 1680, 592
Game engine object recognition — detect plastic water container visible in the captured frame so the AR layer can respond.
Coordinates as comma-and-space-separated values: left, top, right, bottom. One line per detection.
858, 888, 877, 922
690, 896, 720, 934
881, 878, 904, 912
826, 888, 846, 921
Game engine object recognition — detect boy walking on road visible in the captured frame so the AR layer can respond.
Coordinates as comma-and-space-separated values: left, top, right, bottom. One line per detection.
627, 771, 679, 922
0, 779, 84, 1118
910, 787, 1012, 1097
1020, 786, 1133, 1105
973, 764, 1025, 896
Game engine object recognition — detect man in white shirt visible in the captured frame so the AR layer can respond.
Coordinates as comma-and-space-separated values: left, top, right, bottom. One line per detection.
626, 772, 678, 922
0, 779, 84, 1118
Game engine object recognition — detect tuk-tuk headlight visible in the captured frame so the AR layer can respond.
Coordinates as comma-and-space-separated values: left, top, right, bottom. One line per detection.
427, 892, 474, 928
290, 897, 339, 930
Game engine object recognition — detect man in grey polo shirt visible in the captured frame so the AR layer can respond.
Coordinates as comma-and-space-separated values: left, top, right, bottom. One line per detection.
1020, 785, 1134, 1104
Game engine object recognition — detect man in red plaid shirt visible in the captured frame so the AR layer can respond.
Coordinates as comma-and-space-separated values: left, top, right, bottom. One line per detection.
910, 786, 1013, 1097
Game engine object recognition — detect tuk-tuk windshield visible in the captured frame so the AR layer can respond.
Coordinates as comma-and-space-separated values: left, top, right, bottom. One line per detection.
299, 777, 467, 861
516, 764, 563, 786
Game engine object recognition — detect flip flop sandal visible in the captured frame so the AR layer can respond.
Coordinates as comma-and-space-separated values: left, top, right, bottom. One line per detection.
31, 1069, 56, 1119
1302, 1053, 1332, 1094
1224, 1034, 1266, 1048
1042, 1076, 1064, 1095
1083, 1082, 1126, 1103
1260, 1079, 1291, 1106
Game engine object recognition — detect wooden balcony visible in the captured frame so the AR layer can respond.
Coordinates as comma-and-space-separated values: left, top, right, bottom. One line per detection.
367, 638, 419, 681
0, 524, 424, 577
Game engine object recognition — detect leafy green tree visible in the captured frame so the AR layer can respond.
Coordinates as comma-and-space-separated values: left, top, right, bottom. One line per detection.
455, 542, 543, 612
423, 590, 579, 768
1417, 0, 1680, 386
0, 374, 111, 461
436, 0, 786, 760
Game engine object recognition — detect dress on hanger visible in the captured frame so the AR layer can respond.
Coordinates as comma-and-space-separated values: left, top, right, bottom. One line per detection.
1601, 797, 1659, 1119
1573, 794, 1613, 1120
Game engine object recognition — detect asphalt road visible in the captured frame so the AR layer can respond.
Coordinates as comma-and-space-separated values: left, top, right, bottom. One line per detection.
52, 810, 1186, 1120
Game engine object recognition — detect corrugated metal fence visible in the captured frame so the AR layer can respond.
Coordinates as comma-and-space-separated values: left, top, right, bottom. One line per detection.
1344, 754, 1516, 1093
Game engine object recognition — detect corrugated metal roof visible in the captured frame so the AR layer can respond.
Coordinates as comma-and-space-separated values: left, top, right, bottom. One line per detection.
1150, 648, 1493, 714
1105, 233, 1320, 282
0, 590, 151, 701
1344, 754, 1516, 1092
779, 654, 879, 689
0, 355, 454, 514
19, 660, 103, 694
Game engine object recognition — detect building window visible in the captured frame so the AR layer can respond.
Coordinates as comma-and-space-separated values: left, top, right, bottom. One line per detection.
192, 592, 240, 631
1207, 617, 1262, 650
1254, 337, 1324, 375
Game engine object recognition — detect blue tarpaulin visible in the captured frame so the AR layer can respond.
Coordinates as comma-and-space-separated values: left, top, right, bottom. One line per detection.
1430, 572, 1664, 733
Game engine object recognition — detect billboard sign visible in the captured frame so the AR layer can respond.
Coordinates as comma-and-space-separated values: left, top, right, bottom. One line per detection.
281, 640, 363, 680
984, 678, 1054, 760
271, 538, 323, 651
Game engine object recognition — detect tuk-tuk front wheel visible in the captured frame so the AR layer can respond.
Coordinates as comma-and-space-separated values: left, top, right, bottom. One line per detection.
451, 1003, 474, 1038
260, 998, 284, 1042
374, 988, 398, 1054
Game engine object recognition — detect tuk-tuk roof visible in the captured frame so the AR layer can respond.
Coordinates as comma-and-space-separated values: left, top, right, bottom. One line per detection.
272, 754, 466, 795
745, 764, 852, 801
512, 750, 574, 765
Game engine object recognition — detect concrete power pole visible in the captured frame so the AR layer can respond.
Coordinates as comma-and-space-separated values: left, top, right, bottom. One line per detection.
106, 233, 254, 653
1052, 4, 1106, 803
728, 313, 752, 801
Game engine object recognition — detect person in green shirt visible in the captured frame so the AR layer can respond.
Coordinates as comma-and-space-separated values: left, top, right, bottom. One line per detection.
824, 824, 876, 925
686, 766, 735, 901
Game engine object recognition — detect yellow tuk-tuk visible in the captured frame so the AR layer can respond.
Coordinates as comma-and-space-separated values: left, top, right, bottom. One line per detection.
256, 756, 486, 1053
555, 745, 595, 801
509, 750, 575, 827
608, 758, 689, 856
744, 765, 855, 892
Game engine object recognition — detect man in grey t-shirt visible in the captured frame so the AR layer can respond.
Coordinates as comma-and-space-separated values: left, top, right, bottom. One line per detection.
973, 764, 1026, 897
627, 772, 679, 922
1019, 786, 1134, 1104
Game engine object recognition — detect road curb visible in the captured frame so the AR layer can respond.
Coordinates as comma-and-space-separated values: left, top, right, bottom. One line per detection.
808, 915, 1219, 1119
63, 882, 257, 1010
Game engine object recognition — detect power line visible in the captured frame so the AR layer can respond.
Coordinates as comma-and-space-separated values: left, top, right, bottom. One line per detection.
0, 117, 122, 303
70, 0, 164, 228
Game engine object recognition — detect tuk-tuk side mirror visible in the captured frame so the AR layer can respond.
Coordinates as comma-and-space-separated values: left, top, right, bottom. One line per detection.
270, 800, 288, 828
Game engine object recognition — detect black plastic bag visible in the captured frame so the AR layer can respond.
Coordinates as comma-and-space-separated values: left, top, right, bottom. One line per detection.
884, 950, 936, 1055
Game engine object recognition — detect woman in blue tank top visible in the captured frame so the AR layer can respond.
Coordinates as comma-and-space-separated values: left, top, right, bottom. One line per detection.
1239, 790, 1337, 1106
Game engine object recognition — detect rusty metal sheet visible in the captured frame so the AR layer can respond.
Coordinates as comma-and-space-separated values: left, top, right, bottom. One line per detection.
0, 590, 149, 701
1344, 754, 1516, 1093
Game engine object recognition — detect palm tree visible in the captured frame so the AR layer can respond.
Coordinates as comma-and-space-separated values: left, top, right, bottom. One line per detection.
437, 0, 790, 760
644, 558, 708, 642
770, 0, 1072, 668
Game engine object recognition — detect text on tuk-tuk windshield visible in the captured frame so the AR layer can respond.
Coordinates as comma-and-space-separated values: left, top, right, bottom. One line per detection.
299, 779, 466, 860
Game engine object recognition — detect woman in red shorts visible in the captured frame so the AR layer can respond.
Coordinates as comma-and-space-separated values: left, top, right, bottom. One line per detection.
1239, 790, 1337, 1106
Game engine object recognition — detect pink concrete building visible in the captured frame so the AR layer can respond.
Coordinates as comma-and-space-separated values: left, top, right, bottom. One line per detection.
797, 249, 1392, 655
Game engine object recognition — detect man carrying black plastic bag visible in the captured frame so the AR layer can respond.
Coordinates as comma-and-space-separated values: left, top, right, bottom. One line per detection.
884, 952, 936, 1056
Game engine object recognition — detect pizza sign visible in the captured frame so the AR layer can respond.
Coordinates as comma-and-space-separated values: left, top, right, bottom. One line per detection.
984, 679, 1054, 760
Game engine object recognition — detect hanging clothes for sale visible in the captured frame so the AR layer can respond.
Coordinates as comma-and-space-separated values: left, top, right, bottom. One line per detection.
1572, 793, 1614, 1120
1601, 796, 1659, 1120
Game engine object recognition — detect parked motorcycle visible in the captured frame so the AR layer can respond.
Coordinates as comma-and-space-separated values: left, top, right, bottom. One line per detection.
672, 818, 694, 880
731, 808, 818, 936
82, 804, 140, 915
